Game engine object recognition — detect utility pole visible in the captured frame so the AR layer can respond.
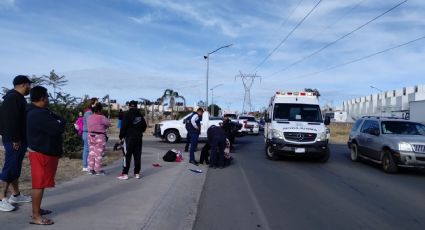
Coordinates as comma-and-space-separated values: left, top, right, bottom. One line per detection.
235, 72, 261, 114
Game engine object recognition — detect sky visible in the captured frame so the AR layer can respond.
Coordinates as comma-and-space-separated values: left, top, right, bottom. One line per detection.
0, 0, 424, 111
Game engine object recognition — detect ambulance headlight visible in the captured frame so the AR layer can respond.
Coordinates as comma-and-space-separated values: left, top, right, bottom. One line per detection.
271, 129, 284, 139
317, 132, 328, 141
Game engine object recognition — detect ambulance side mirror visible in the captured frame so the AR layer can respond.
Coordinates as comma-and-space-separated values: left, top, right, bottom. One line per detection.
264, 114, 271, 123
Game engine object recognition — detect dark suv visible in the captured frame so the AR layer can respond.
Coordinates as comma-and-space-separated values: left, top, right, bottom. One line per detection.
347, 116, 425, 173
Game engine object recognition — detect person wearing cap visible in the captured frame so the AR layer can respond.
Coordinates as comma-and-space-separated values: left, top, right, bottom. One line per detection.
0, 75, 33, 212
117, 101, 147, 180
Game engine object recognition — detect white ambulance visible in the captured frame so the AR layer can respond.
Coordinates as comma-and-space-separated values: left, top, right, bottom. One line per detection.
264, 91, 330, 162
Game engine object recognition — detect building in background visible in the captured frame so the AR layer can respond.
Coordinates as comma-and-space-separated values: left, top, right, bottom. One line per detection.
343, 85, 425, 122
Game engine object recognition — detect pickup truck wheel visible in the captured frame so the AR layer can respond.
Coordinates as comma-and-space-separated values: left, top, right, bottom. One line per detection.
382, 151, 398, 173
165, 130, 180, 143
265, 144, 278, 160
350, 144, 360, 162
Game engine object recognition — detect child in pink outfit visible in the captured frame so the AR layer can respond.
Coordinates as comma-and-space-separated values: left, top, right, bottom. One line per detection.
74, 112, 84, 136
87, 103, 111, 175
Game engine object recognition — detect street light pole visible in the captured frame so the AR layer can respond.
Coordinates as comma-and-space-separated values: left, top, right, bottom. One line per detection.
370, 85, 384, 116
204, 44, 232, 114
210, 84, 223, 116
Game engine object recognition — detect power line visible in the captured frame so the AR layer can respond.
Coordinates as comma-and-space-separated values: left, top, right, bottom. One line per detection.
286, 34, 425, 80
270, 0, 408, 76
273, 0, 305, 37
252, 0, 322, 73
302, 0, 367, 46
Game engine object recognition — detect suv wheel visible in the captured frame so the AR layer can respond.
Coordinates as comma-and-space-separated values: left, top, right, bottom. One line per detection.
382, 151, 398, 173
265, 144, 278, 160
350, 144, 360, 162
165, 130, 180, 143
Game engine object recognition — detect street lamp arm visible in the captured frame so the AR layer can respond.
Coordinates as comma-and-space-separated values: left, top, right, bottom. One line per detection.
210, 83, 224, 90
208, 44, 233, 55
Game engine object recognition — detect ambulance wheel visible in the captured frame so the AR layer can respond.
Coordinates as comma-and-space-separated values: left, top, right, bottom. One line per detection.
265, 144, 278, 160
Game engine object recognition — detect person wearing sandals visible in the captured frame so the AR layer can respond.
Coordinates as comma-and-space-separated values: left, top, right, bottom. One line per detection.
87, 102, 111, 175
27, 86, 66, 225
117, 100, 147, 180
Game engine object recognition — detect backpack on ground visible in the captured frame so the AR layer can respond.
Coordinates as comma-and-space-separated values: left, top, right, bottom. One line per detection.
163, 150, 177, 162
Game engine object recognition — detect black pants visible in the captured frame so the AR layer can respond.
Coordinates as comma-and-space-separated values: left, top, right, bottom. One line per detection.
122, 138, 143, 175
200, 143, 210, 164
210, 136, 226, 167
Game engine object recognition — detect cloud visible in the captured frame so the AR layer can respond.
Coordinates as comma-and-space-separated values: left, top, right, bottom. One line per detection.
129, 12, 157, 24
136, 0, 240, 37
0, 0, 15, 9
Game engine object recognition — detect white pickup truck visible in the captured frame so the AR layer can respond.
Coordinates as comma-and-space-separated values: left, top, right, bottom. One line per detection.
153, 112, 222, 143
237, 115, 260, 135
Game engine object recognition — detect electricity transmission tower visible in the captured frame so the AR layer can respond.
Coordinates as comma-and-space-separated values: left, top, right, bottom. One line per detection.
235, 72, 261, 114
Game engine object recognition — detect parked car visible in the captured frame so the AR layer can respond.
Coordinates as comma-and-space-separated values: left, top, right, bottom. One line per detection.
348, 116, 425, 173
238, 115, 260, 135
154, 112, 221, 143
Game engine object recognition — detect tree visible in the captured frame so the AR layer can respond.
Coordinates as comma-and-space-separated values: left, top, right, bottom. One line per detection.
43, 69, 68, 102
208, 104, 221, 116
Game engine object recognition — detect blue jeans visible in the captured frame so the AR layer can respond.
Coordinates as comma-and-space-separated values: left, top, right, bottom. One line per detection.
82, 131, 89, 168
189, 131, 199, 161
0, 140, 27, 182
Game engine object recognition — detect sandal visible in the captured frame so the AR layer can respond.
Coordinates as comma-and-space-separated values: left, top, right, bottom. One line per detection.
29, 217, 54, 225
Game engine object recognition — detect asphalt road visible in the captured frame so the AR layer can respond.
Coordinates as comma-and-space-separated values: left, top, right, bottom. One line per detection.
194, 135, 425, 230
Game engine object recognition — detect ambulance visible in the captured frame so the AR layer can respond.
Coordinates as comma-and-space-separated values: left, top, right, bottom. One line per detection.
264, 91, 330, 162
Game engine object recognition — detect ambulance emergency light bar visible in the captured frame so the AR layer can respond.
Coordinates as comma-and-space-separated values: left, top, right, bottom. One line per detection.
275, 91, 317, 96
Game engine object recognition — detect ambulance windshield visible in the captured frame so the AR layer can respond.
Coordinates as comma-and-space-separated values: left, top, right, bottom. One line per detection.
273, 103, 323, 122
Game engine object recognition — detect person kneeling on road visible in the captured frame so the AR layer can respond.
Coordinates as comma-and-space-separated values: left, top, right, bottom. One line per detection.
207, 125, 226, 169
27, 86, 66, 225
117, 100, 147, 180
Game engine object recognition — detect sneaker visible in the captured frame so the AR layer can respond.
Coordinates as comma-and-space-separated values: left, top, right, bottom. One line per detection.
0, 199, 15, 212
87, 170, 96, 175
117, 174, 129, 180
8, 193, 32, 204
82, 167, 89, 172
95, 171, 106, 176
135, 174, 141, 179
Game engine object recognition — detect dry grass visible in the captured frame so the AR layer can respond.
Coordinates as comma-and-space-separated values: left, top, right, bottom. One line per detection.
0, 118, 153, 195
329, 123, 353, 144
0, 149, 122, 195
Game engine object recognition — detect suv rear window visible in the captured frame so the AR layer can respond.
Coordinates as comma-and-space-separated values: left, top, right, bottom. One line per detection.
381, 121, 425, 135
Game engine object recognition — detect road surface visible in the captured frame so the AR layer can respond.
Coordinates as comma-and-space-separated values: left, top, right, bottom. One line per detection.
194, 135, 425, 230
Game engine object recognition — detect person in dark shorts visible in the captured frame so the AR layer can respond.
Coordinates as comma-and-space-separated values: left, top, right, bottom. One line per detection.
0, 75, 32, 212
27, 86, 66, 225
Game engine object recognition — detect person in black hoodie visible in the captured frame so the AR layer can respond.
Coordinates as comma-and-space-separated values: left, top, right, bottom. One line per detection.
27, 86, 66, 225
117, 101, 147, 180
0, 75, 32, 212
